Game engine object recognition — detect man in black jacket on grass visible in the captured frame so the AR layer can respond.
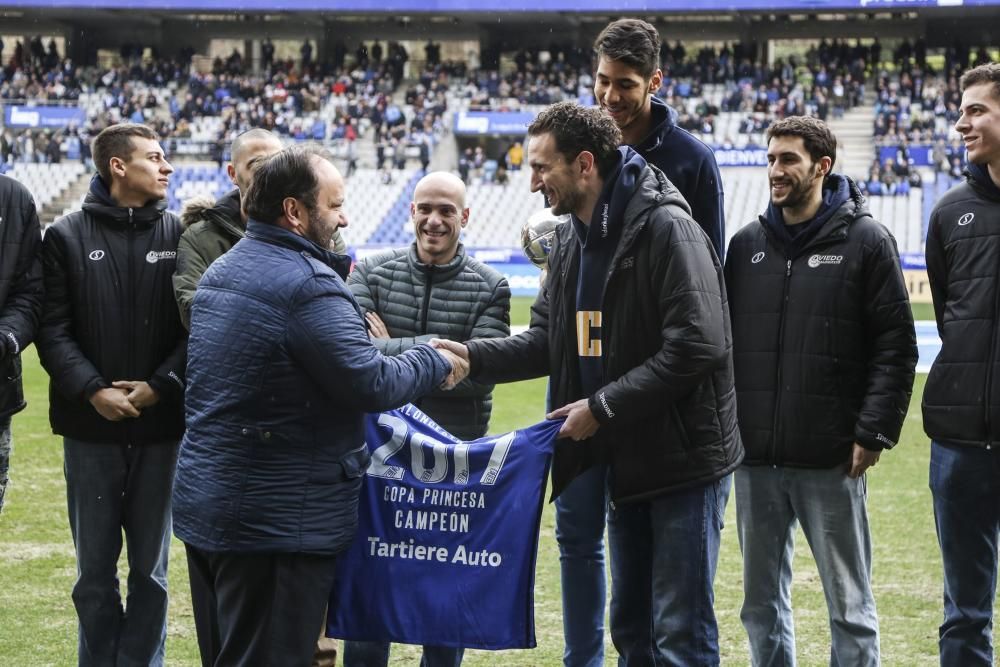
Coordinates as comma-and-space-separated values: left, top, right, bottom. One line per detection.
0, 173, 43, 514
37, 123, 187, 667
924, 62, 1000, 667
725, 116, 917, 666
434, 101, 742, 666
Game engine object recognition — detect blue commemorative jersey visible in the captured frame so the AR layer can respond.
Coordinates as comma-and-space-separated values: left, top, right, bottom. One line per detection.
327, 404, 561, 650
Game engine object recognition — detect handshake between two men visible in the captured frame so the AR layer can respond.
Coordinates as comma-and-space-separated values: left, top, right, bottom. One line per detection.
427, 339, 600, 442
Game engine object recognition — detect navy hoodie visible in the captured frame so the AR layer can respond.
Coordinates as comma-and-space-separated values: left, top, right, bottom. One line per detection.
572, 147, 646, 395
761, 173, 852, 257
633, 96, 726, 259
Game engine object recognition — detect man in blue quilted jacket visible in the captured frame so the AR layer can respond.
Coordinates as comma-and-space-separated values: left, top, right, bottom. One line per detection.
172, 146, 468, 667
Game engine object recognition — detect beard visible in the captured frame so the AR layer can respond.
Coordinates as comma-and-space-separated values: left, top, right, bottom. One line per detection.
549, 184, 584, 217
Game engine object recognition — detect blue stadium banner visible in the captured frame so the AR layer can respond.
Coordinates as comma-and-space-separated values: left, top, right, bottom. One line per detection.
4, 105, 85, 129
878, 145, 935, 167
713, 148, 768, 167
327, 405, 560, 649
453, 111, 535, 136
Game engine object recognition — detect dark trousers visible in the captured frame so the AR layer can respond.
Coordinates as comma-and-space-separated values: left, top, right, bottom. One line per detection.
184, 544, 338, 667
930, 440, 1000, 666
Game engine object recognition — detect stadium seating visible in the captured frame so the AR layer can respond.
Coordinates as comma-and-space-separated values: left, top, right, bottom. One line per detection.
7, 162, 86, 211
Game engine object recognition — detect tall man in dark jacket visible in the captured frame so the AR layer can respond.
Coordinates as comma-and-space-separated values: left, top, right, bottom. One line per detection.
37, 123, 187, 666
0, 174, 43, 514
435, 102, 742, 665
725, 116, 917, 666
924, 62, 1000, 667
539, 21, 728, 665
343, 171, 510, 667
172, 146, 467, 667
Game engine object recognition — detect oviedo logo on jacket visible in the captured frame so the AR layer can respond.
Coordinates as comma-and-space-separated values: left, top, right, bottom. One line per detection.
807, 254, 844, 268
146, 250, 177, 264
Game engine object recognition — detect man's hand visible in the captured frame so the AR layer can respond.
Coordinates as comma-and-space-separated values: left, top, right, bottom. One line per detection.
111, 381, 161, 410
434, 348, 469, 390
547, 399, 600, 441
365, 312, 390, 339
848, 442, 881, 479
429, 338, 469, 361
89, 387, 141, 421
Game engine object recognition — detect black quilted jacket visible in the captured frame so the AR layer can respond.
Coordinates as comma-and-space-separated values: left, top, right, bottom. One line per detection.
37, 179, 187, 445
924, 165, 1000, 447
725, 177, 917, 468
348, 244, 510, 439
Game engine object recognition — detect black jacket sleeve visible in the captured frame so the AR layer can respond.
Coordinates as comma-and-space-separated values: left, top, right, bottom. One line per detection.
0, 192, 43, 359
854, 229, 918, 450
467, 275, 549, 384
37, 225, 107, 401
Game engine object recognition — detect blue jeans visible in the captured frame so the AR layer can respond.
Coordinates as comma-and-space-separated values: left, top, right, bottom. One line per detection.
554, 464, 609, 667
64, 438, 179, 667
0, 418, 11, 513
607, 477, 730, 667
736, 465, 879, 667
930, 440, 1000, 666
342, 641, 463, 667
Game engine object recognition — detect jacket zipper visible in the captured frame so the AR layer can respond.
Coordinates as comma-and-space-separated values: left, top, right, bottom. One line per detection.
127, 207, 136, 446
420, 267, 433, 334
768, 233, 845, 464
770, 258, 793, 466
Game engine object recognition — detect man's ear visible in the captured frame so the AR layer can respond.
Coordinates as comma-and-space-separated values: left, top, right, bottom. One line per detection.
577, 150, 596, 178
227, 163, 237, 186
648, 68, 663, 96
282, 197, 306, 233
818, 155, 834, 177
109, 156, 127, 180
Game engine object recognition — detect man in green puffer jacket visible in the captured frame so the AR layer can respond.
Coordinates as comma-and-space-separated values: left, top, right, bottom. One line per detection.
343, 171, 511, 667
172, 129, 347, 330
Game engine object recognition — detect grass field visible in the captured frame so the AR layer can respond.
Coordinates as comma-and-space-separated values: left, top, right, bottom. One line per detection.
0, 296, 988, 665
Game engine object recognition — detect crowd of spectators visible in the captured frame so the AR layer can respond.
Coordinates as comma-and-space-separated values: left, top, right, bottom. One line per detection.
2, 33, 991, 182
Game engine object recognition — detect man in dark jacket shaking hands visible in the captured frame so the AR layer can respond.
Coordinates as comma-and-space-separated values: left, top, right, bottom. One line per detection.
725, 116, 917, 666
434, 101, 742, 665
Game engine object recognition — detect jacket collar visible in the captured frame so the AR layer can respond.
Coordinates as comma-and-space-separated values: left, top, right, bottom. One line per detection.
81, 174, 167, 226
966, 163, 1000, 202
634, 96, 678, 154
245, 219, 352, 279
757, 174, 867, 255
406, 242, 467, 283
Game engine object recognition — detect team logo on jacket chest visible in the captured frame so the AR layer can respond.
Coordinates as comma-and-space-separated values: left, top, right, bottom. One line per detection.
958, 212, 975, 226
751, 251, 765, 264
808, 254, 844, 268
146, 250, 177, 264
88, 250, 105, 261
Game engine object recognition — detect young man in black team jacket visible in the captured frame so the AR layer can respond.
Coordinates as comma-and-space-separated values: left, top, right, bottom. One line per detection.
37, 123, 187, 667
924, 62, 1000, 667
725, 116, 916, 666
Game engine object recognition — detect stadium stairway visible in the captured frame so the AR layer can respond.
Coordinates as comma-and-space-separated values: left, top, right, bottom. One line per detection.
826, 101, 876, 180
44, 167, 92, 226
366, 170, 425, 245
